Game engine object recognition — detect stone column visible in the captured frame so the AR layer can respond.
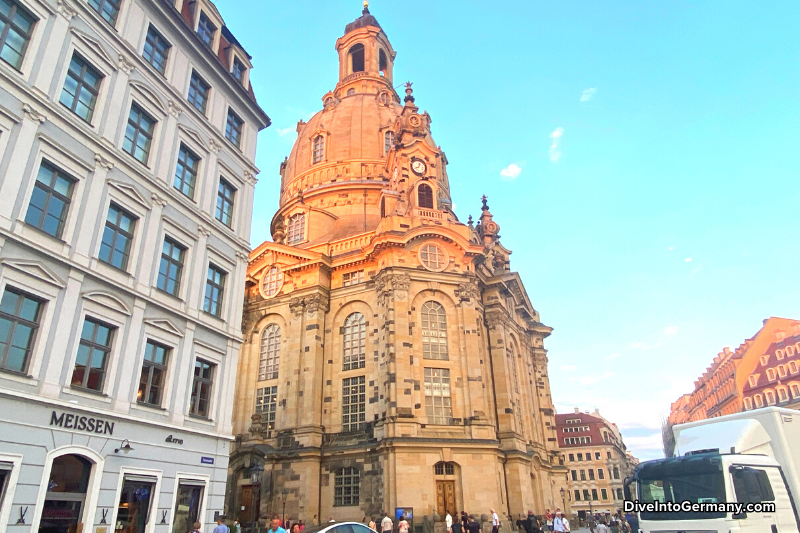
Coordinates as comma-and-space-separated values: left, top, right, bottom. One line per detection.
112, 297, 146, 412
100, 59, 133, 146
186, 225, 210, 316
31, 5, 75, 97
155, 102, 183, 185
39, 268, 84, 398
169, 321, 196, 425
133, 192, 167, 293
72, 154, 114, 267
0, 105, 45, 231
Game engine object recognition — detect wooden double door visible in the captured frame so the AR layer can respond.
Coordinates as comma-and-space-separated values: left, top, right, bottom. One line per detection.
436, 481, 456, 517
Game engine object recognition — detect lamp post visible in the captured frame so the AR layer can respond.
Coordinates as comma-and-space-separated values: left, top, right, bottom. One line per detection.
281, 489, 288, 527
250, 463, 264, 533
560, 488, 566, 513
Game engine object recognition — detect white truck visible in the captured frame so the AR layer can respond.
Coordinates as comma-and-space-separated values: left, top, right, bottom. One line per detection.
624, 406, 800, 533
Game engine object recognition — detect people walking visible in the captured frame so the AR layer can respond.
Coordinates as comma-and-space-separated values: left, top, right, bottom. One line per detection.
597, 520, 609, 533
369, 518, 377, 531
269, 518, 287, 533
491, 509, 501, 533
446, 511, 453, 533
545, 510, 553, 533
553, 511, 566, 533
452, 515, 464, 533
381, 512, 393, 533
233, 520, 242, 533
466, 517, 481, 533
192, 522, 203, 533
214, 517, 230, 533
461, 511, 469, 531
399, 516, 410, 533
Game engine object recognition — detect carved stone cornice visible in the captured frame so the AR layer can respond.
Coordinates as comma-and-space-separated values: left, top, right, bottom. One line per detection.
167, 100, 182, 118
150, 192, 168, 208
118, 54, 135, 74
244, 170, 258, 186
197, 225, 212, 238
22, 104, 47, 124
93, 153, 114, 171
374, 271, 411, 305
57, 0, 77, 19
484, 308, 510, 328
289, 295, 330, 317
236, 251, 251, 263
455, 279, 480, 302
209, 138, 222, 153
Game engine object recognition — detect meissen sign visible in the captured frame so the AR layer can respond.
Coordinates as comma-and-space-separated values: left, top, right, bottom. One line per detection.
50, 411, 115, 435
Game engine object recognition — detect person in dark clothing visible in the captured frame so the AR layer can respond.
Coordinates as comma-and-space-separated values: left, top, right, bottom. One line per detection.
523, 511, 540, 533
461, 512, 469, 530
466, 517, 481, 533
452, 519, 464, 533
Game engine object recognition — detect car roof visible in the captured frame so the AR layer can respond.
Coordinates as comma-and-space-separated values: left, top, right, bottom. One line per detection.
300, 522, 378, 533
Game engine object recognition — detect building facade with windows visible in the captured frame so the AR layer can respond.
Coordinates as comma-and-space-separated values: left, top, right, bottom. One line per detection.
665, 317, 800, 454
0, 0, 268, 532
555, 410, 637, 520
230, 6, 569, 527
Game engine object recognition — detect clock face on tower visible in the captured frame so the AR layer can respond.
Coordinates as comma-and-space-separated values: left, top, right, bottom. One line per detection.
411, 159, 427, 176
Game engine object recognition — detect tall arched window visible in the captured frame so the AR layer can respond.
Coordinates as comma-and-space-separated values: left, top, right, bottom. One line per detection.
312, 135, 324, 164
422, 301, 448, 360
287, 213, 305, 244
259, 324, 281, 381
379, 49, 388, 74
349, 43, 365, 73
418, 183, 434, 209
510, 347, 520, 393
343, 312, 366, 370
380, 197, 386, 218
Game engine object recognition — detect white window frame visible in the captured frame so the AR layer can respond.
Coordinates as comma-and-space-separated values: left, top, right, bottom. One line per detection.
790, 383, 800, 399
754, 394, 764, 407
186, 341, 225, 423
169, 474, 210, 532
0, 453, 22, 528
119, 87, 166, 171
743, 396, 753, 410
57, 36, 115, 131
0, 0, 49, 82
748, 374, 758, 388
767, 368, 776, 381
130, 322, 182, 413
109, 467, 164, 533
765, 389, 776, 405
153, 217, 198, 303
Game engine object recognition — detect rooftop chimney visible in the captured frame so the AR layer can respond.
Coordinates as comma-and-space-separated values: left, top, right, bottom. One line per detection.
574, 408, 579, 414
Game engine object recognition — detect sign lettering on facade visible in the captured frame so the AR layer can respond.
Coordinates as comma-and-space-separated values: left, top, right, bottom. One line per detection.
50, 411, 115, 435
201, 456, 215, 465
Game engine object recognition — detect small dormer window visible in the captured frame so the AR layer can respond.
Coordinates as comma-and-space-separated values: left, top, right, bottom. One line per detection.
232, 57, 246, 83
312, 135, 324, 164
197, 12, 216, 48
767, 368, 776, 381
379, 49, 388, 75
748, 374, 758, 388
349, 43, 365, 73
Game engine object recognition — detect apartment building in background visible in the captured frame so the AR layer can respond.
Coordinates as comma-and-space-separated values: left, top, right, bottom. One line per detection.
0, 0, 269, 531
556, 409, 638, 519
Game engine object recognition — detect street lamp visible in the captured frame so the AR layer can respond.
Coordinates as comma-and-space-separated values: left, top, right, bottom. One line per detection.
560, 487, 566, 513
250, 463, 264, 533
281, 489, 288, 527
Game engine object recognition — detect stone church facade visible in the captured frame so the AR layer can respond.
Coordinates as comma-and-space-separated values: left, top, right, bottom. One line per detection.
229, 5, 569, 526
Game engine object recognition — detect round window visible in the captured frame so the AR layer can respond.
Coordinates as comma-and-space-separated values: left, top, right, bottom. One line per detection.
261, 265, 284, 298
419, 244, 447, 271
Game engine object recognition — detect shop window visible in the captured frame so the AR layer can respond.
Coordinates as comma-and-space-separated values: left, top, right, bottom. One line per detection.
40, 455, 92, 533
171, 481, 205, 533
117, 475, 157, 533
0, 461, 12, 510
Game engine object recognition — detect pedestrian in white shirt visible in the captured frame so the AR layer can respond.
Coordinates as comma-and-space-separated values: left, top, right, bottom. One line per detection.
553, 512, 567, 533
381, 513, 393, 533
596, 521, 608, 533
491, 509, 501, 533
446, 512, 453, 533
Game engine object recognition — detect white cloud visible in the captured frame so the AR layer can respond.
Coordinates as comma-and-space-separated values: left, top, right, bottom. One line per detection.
692, 267, 702, 275
549, 127, 564, 162
580, 88, 597, 103
664, 326, 679, 335
560, 365, 577, 372
668, 247, 675, 251
275, 127, 294, 137
608, 353, 620, 359
685, 257, 692, 262
500, 163, 522, 180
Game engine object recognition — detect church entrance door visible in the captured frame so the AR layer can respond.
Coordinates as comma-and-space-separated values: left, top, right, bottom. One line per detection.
436, 481, 456, 518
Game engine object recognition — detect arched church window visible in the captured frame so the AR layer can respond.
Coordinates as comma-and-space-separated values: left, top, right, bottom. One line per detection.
312, 135, 324, 164
510, 346, 520, 393
287, 213, 305, 245
259, 324, 281, 380
384, 131, 394, 155
379, 48, 388, 74
261, 265, 284, 299
418, 183, 434, 209
349, 43, 365, 73
343, 312, 366, 370
380, 197, 386, 218
422, 301, 448, 360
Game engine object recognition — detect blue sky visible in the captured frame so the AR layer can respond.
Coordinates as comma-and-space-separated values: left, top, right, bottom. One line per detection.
218, 1, 800, 460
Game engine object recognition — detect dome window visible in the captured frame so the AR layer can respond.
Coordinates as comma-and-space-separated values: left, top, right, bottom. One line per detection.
349, 43, 365, 73
384, 131, 394, 155
312, 135, 325, 164
418, 183, 434, 209
379, 49, 388, 75
261, 265, 284, 299
287, 213, 306, 245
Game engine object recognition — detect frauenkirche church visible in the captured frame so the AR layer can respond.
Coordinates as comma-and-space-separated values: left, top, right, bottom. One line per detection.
228, 3, 569, 525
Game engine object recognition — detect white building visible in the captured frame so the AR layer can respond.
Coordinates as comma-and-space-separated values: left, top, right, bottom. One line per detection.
0, 0, 269, 532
